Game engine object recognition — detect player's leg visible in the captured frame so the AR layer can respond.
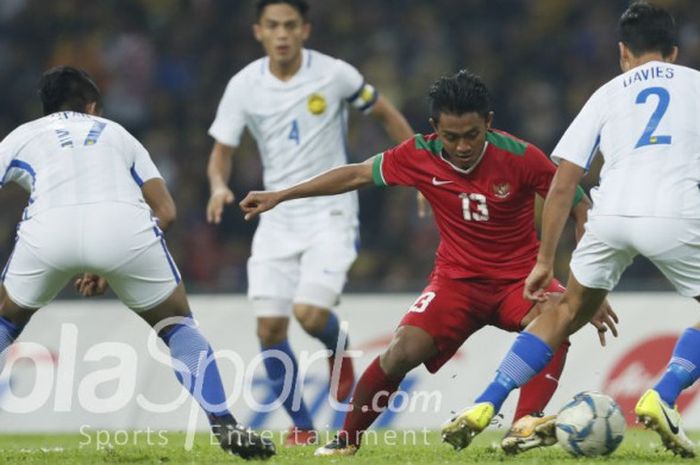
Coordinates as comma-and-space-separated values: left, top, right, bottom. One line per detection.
99, 206, 274, 459
442, 276, 608, 451
442, 216, 630, 451
632, 217, 700, 457
495, 282, 569, 454
0, 285, 37, 367
295, 221, 359, 403
248, 246, 315, 445
316, 325, 437, 456
318, 275, 482, 456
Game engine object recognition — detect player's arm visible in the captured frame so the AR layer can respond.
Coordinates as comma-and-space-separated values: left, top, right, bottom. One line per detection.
142, 178, 177, 231
240, 157, 376, 221
206, 141, 236, 224
568, 186, 592, 242
369, 96, 414, 144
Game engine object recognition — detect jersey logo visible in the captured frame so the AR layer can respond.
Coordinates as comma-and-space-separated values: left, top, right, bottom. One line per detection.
492, 182, 511, 199
432, 177, 453, 186
307, 93, 327, 115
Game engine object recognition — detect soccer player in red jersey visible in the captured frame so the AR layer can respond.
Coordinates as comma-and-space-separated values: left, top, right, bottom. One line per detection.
239, 70, 618, 456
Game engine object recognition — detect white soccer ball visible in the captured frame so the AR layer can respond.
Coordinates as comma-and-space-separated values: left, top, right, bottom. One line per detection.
555, 391, 626, 456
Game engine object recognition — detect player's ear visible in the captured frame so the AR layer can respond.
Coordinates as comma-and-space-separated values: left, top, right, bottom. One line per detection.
85, 101, 98, 116
618, 42, 629, 71
302, 22, 311, 41
253, 23, 262, 42
485, 112, 494, 129
666, 46, 679, 63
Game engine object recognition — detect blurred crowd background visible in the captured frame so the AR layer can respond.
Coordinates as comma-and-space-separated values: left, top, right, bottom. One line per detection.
1, 0, 698, 294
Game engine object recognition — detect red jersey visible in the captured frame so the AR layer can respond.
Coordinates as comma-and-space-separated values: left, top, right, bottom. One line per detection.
372, 130, 556, 281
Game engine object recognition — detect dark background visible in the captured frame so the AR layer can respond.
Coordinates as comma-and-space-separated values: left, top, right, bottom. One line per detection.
1, 0, 698, 293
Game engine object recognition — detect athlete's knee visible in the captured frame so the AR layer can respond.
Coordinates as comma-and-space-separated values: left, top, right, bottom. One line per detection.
380, 330, 433, 377
293, 303, 328, 333
0, 286, 36, 327
520, 293, 564, 328
257, 317, 289, 346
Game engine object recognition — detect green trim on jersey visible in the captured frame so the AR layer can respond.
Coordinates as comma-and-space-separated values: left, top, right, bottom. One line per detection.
572, 185, 585, 207
372, 154, 388, 186
414, 134, 443, 154
486, 130, 527, 156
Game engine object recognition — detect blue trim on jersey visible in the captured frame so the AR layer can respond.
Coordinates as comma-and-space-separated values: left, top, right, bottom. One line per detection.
306, 50, 313, 68
2, 159, 36, 188
260, 58, 267, 75
584, 134, 601, 171
346, 81, 366, 103
152, 226, 181, 284
130, 163, 144, 187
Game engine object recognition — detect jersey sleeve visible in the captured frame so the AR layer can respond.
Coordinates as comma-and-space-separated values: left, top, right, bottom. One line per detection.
551, 89, 604, 171
372, 137, 418, 187
521, 144, 557, 198
0, 128, 22, 189
208, 74, 247, 147
123, 129, 162, 186
334, 59, 379, 114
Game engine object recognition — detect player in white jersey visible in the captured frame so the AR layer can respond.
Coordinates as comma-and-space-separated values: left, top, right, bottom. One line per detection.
206, 0, 413, 445
441, 2, 700, 458
0, 66, 274, 459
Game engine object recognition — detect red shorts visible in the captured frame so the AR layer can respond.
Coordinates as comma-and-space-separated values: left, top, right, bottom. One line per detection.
399, 272, 564, 373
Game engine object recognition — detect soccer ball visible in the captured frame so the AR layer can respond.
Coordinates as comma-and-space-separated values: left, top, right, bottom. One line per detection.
555, 391, 626, 456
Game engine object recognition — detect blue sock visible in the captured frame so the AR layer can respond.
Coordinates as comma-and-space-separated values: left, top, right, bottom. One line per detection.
475, 332, 553, 413
262, 340, 314, 430
0, 316, 22, 366
160, 317, 232, 422
654, 327, 700, 406
312, 312, 346, 355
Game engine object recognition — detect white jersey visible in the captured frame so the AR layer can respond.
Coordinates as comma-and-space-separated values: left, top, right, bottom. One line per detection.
552, 61, 700, 218
0, 112, 161, 219
209, 49, 378, 225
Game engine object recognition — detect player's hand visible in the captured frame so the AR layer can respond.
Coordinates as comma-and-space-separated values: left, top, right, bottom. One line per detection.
207, 187, 235, 224
417, 192, 431, 218
239, 191, 282, 221
74, 273, 109, 297
523, 262, 554, 302
590, 299, 619, 347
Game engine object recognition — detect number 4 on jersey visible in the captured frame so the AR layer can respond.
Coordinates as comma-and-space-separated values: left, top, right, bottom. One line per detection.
288, 119, 300, 145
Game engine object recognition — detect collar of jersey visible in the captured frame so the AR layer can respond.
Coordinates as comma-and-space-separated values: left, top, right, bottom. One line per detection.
439, 141, 489, 175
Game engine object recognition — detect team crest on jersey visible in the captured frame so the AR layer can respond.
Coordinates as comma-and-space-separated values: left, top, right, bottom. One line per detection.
492, 182, 511, 199
307, 93, 327, 115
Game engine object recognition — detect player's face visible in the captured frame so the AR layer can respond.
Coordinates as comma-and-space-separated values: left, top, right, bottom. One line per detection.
254, 4, 310, 67
432, 112, 493, 170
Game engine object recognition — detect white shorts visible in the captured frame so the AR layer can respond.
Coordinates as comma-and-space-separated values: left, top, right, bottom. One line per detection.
247, 216, 359, 317
1, 203, 180, 311
570, 215, 700, 297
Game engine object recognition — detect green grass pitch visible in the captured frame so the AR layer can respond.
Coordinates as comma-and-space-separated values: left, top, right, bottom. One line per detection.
0, 429, 696, 464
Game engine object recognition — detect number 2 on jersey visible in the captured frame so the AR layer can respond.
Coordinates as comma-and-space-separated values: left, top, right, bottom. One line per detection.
635, 87, 672, 148
288, 119, 300, 145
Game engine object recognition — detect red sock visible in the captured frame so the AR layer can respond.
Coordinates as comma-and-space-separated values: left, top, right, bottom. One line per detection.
513, 339, 570, 422
340, 356, 402, 446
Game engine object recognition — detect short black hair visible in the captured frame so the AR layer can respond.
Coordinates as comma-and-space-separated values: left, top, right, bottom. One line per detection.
428, 70, 491, 122
619, 1, 677, 57
255, 0, 309, 20
38, 66, 102, 115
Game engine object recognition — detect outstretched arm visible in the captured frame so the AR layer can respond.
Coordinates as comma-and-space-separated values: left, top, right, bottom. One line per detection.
240, 156, 376, 221
206, 142, 236, 224
524, 160, 584, 300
